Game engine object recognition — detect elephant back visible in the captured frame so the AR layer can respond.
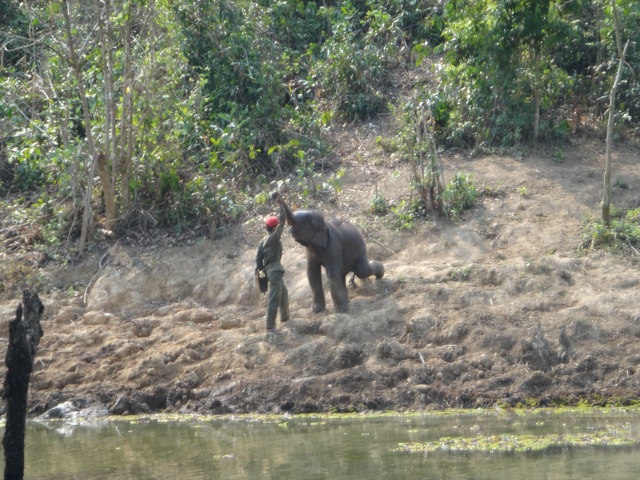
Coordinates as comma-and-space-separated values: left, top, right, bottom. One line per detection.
329, 218, 365, 244
293, 209, 324, 227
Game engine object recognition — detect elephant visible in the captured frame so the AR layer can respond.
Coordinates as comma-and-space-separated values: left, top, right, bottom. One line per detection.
275, 194, 384, 313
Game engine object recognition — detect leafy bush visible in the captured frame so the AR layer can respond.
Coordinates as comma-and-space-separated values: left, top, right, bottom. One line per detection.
584, 208, 640, 252
627, 208, 640, 223
371, 192, 389, 215
443, 172, 478, 219
481, 182, 505, 198
265, 0, 329, 52
309, 1, 392, 120
391, 95, 446, 214
0, 256, 48, 298
152, 167, 246, 235
264, 140, 345, 201
391, 200, 415, 230
436, 0, 582, 148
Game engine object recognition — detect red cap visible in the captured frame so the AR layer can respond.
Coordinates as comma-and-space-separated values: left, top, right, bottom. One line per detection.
265, 216, 279, 228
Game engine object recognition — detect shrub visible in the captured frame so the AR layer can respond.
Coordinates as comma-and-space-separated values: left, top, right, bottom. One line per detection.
584, 208, 640, 252
443, 172, 478, 219
391, 200, 415, 230
371, 192, 389, 215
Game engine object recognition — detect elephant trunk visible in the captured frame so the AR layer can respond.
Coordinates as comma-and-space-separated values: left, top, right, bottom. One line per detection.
281, 199, 296, 226
371, 261, 385, 279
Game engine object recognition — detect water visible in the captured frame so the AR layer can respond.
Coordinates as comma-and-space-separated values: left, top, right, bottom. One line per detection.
3, 409, 640, 479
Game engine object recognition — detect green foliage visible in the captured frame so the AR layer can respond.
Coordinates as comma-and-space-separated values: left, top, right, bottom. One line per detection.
264, 0, 329, 52
290, 154, 345, 200
442, 172, 478, 219
370, 192, 389, 215
175, 0, 335, 184
176, 0, 289, 168
3, 189, 79, 252
0, 76, 53, 194
391, 200, 416, 230
309, 1, 394, 120
1, 0, 638, 254
391, 95, 445, 214
0, 0, 32, 68
152, 166, 246, 234
481, 182, 505, 198
584, 208, 640, 252
551, 148, 565, 162
448, 264, 472, 281
436, 0, 583, 148
0, 256, 48, 298
599, 0, 640, 130
627, 208, 640, 223
375, 135, 396, 154
266, 141, 345, 200
408, 196, 429, 218
8, 160, 46, 192
614, 177, 629, 189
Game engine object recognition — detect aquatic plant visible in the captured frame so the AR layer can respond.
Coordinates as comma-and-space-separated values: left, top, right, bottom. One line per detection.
395, 430, 639, 453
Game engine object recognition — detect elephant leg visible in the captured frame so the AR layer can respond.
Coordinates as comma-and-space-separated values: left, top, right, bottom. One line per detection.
307, 261, 325, 313
327, 269, 349, 313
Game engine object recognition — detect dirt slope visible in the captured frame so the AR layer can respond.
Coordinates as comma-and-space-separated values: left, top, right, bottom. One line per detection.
1, 128, 640, 416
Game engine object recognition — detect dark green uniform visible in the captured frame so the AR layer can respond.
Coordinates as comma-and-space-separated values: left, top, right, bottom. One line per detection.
256, 207, 289, 330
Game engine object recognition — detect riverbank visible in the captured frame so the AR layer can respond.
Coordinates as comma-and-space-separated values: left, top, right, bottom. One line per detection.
1, 132, 639, 417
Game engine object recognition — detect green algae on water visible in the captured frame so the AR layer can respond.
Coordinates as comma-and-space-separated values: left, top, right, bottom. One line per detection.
396, 430, 640, 454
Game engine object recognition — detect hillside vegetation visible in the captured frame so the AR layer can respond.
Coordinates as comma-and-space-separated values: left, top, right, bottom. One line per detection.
1, 0, 638, 263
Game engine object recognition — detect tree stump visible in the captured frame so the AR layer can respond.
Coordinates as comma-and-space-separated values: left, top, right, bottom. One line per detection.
2, 290, 44, 480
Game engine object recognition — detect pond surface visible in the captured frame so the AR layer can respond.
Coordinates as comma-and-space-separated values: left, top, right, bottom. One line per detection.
3, 408, 640, 479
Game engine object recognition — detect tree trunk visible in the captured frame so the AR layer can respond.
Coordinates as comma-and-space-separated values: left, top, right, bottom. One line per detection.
97, 0, 118, 227
532, 47, 540, 146
601, 1, 629, 227
62, 0, 98, 254
533, 87, 540, 146
2, 290, 44, 480
96, 152, 117, 224
105, 1, 118, 185
120, 19, 133, 213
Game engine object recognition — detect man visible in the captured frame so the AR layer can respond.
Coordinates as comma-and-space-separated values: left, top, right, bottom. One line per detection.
256, 193, 290, 333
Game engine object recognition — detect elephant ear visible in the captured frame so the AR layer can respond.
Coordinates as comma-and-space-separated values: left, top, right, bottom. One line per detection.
309, 225, 329, 249
307, 213, 328, 249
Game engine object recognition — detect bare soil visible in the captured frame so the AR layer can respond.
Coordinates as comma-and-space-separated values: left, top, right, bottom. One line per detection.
1, 119, 640, 418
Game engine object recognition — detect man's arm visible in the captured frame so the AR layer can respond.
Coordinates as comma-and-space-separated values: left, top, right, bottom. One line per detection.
273, 192, 286, 237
